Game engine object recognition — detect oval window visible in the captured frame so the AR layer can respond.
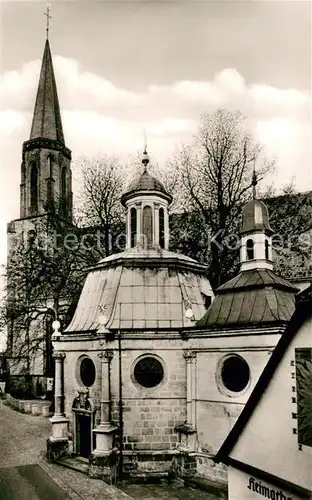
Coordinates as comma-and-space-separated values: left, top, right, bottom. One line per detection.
221, 355, 250, 393
80, 357, 96, 387
134, 356, 164, 388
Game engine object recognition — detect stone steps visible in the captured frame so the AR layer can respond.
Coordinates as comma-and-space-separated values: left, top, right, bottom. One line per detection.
125, 471, 170, 482
55, 457, 89, 475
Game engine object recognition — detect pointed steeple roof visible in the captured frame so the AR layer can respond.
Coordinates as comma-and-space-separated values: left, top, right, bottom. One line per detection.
30, 39, 64, 144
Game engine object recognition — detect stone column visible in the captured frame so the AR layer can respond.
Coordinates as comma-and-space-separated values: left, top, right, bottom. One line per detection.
92, 350, 117, 456
99, 350, 113, 424
183, 350, 196, 426
48, 352, 69, 455
164, 207, 169, 249
136, 202, 142, 246
126, 206, 131, 249
175, 350, 197, 452
154, 202, 160, 246
191, 353, 197, 426
90, 350, 118, 480
54, 351, 65, 416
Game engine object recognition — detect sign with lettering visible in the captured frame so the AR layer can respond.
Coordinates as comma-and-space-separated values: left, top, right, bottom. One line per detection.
247, 477, 292, 500
228, 466, 305, 500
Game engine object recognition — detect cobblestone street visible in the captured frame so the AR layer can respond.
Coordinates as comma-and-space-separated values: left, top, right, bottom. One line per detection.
0, 400, 51, 468
0, 402, 130, 499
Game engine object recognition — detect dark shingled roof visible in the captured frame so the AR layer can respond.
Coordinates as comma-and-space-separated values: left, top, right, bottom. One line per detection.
29, 39, 65, 144
121, 170, 172, 206
197, 269, 298, 328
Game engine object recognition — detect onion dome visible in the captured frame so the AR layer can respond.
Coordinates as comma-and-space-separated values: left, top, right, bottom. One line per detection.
121, 151, 172, 207
240, 199, 273, 235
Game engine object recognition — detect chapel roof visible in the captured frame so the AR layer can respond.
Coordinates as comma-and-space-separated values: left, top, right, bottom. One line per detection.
197, 269, 298, 328
65, 247, 213, 332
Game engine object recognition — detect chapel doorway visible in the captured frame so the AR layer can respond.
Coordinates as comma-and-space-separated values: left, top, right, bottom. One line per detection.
76, 413, 92, 458
72, 391, 94, 459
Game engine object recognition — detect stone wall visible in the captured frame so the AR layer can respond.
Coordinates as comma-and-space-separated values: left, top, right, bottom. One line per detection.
109, 342, 186, 455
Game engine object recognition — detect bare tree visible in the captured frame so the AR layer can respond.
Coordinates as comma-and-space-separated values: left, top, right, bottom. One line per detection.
3, 210, 90, 397
76, 155, 126, 258
167, 109, 275, 288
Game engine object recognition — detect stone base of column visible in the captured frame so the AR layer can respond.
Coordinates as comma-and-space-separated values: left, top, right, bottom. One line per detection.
46, 437, 69, 462
175, 422, 197, 452
49, 414, 69, 441
88, 448, 119, 483
92, 423, 118, 455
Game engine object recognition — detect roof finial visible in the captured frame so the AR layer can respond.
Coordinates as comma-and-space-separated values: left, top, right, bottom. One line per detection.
44, 5, 52, 39
252, 160, 257, 200
142, 129, 149, 170
143, 128, 147, 153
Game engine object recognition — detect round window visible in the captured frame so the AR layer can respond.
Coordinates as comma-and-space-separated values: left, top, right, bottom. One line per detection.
80, 357, 96, 387
221, 355, 250, 393
134, 356, 164, 388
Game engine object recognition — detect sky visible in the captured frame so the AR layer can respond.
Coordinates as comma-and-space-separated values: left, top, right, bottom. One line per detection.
0, 0, 311, 273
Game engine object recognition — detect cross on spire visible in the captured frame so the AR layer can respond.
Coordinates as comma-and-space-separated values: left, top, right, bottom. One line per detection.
143, 128, 147, 153
142, 129, 150, 170
44, 5, 52, 39
252, 161, 257, 200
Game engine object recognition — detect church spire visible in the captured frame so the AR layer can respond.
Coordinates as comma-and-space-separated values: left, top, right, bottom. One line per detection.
20, 20, 72, 221
30, 37, 64, 143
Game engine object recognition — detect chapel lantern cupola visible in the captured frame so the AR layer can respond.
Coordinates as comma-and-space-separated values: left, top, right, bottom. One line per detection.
239, 170, 274, 271
121, 149, 172, 250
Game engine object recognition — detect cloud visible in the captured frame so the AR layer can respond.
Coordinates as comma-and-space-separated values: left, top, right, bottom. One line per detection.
0, 55, 311, 266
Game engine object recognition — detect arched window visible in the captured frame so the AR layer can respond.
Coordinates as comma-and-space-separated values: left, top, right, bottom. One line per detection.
130, 207, 137, 248
246, 238, 254, 260
142, 205, 153, 248
30, 163, 38, 210
159, 207, 165, 249
265, 239, 269, 260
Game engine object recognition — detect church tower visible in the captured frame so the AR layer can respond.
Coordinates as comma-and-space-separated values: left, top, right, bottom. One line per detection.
6, 21, 73, 397
20, 37, 72, 220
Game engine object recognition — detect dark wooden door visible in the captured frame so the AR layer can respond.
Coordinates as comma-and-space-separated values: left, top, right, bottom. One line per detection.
76, 414, 91, 458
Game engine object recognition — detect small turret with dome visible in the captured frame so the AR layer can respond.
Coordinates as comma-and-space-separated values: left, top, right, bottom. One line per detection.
197, 168, 298, 328
239, 168, 274, 272
121, 148, 172, 250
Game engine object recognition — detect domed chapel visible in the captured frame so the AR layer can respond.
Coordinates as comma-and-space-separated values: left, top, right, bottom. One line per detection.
5, 28, 300, 485
49, 150, 298, 483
